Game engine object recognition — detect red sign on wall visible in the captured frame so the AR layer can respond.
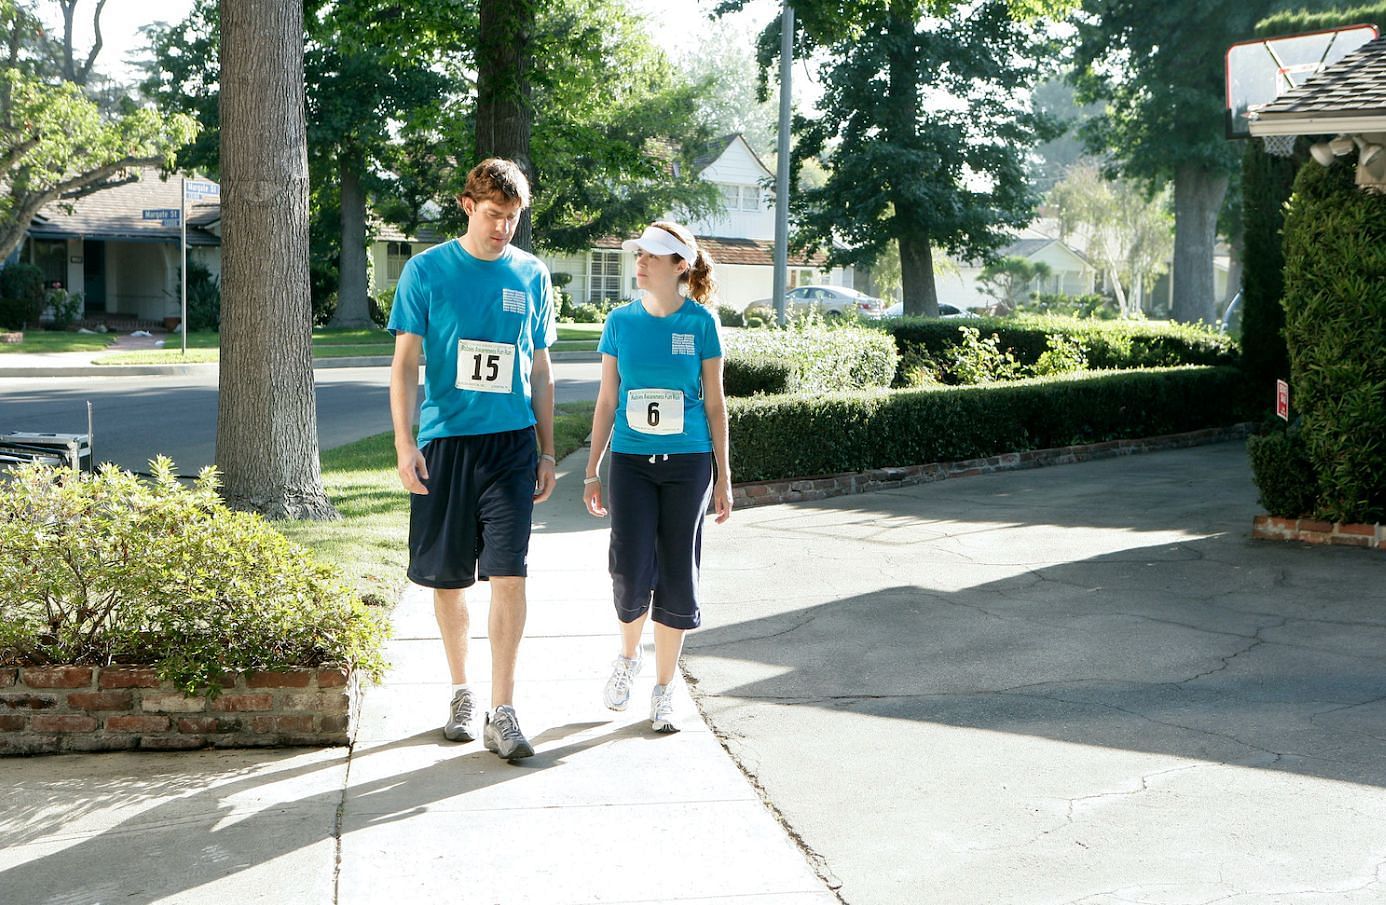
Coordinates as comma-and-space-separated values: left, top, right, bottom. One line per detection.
1276, 380, 1290, 421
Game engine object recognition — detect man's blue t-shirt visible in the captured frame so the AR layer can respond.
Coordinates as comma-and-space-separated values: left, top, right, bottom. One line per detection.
388, 240, 556, 445
598, 298, 722, 455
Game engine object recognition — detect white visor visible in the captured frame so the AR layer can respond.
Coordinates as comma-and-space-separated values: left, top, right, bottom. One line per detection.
621, 226, 696, 265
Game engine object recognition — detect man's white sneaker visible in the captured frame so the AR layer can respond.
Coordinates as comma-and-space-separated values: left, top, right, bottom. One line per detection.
442, 687, 476, 742
483, 704, 534, 761
650, 683, 679, 734
603, 648, 643, 711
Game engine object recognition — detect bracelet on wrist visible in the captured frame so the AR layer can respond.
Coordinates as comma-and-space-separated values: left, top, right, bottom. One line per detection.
583, 475, 601, 485
540, 453, 557, 465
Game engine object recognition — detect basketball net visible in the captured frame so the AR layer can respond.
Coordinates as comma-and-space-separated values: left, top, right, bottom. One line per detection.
1262, 134, 1297, 157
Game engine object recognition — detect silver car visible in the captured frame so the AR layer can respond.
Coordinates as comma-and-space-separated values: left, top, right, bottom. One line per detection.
881, 301, 978, 318
749, 285, 886, 318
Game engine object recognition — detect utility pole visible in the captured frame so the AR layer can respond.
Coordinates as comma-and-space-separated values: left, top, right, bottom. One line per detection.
772, 3, 794, 327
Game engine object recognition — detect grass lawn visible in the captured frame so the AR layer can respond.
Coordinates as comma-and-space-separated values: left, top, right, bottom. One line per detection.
0, 332, 117, 354
278, 399, 596, 602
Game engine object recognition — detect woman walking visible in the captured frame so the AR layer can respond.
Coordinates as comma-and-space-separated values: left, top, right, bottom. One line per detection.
583, 220, 732, 733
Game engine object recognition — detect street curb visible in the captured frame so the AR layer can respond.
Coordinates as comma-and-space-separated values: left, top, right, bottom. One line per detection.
0, 350, 601, 378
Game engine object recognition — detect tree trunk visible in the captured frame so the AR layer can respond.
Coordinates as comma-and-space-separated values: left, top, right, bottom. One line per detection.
1107, 267, 1129, 318
1223, 234, 1243, 321
329, 151, 372, 328
217, 0, 336, 521
1171, 164, 1228, 325
898, 233, 939, 317
475, 0, 535, 253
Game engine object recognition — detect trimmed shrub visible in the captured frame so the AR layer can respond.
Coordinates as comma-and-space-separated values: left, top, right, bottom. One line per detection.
1280, 157, 1386, 524
0, 458, 390, 697
44, 288, 84, 331
727, 366, 1253, 483
0, 263, 46, 330
721, 324, 899, 395
1247, 424, 1317, 518
743, 304, 774, 328
723, 354, 794, 396
185, 260, 222, 331
717, 304, 743, 327
878, 315, 1238, 385
371, 286, 395, 329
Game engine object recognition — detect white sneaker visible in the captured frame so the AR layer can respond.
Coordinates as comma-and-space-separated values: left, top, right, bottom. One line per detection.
650, 683, 679, 734
603, 647, 643, 711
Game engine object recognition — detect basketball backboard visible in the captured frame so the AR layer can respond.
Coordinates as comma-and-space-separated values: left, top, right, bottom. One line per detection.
1225, 25, 1379, 139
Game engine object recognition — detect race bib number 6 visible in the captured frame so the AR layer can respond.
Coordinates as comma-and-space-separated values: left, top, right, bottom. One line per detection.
627, 388, 684, 435
456, 339, 515, 394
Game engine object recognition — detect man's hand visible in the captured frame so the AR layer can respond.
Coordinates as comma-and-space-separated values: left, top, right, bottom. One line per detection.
397, 445, 429, 495
533, 458, 557, 503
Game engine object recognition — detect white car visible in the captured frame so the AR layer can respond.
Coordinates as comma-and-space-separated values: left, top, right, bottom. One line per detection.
881, 301, 979, 319
747, 285, 886, 319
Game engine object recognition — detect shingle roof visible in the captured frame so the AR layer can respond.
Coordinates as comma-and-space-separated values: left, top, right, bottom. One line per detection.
591, 233, 827, 268
373, 221, 445, 244
692, 134, 741, 173
1254, 34, 1386, 126
27, 167, 220, 246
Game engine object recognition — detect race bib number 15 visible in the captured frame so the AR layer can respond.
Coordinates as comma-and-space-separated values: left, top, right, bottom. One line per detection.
456, 339, 515, 394
627, 388, 683, 435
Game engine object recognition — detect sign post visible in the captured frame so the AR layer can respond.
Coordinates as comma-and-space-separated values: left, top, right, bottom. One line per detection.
179, 179, 220, 355
1276, 379, 1290, 421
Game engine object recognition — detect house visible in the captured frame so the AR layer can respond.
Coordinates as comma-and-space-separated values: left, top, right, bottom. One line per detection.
14, 167, 221, 326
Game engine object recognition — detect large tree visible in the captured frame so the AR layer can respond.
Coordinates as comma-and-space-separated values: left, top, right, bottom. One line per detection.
1070, 0, 1335, 324
216, 0, 334, 520
724, 0, 1072, 317
0, 0, 196, 262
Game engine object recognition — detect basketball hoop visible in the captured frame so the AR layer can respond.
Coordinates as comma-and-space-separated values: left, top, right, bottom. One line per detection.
1262, 134, 1297, 157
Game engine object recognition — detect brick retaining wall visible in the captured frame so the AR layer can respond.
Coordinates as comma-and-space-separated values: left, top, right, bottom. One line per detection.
1252, 515, 1386, 550
0, 666, 358, 756
731, 424, 1254, 508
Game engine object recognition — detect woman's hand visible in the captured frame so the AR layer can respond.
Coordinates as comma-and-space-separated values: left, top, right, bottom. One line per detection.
712, 475, 732, 524
584, 478, 608, 517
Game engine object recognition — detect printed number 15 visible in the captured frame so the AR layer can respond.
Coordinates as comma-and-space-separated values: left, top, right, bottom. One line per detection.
471, 354, 500, 382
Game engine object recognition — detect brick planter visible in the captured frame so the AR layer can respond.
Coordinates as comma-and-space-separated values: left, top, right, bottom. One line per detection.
731, 424, 1253, 508
1252, 515, 1386, 550
0, 665, 359, 756
1, 331, 22, 344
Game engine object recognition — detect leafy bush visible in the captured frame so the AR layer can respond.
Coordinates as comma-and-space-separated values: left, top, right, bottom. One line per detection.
717, 305, 743, 327
44, 288, 84, 330
727, 366, 1254, 483
185, 260, 221, 331
1281, 157, 1386, 523
743, 305, 774, 328
1031, 334, 1089, 376
878, 315, 1238, 385
1019, 292, 1117, 319
1247, 423, 1317, 518
0, 263, 46, 329
567, 299, 619, 323
947, 326, 1020, 384
723, 354, 794, 396
371, 286, 395, 329
722, 324, 899, 395
0, 458, 390, 696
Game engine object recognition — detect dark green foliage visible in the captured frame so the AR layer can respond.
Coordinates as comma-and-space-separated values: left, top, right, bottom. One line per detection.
723, 354, 794, 397
371, 287, 394, 329
1247, 423, 1318, 517
1280, 159, 1386, 523
722, 326, 899, 395
0, 263, 46, 329
1239, 142, 1299, 401
717, 305, 743, 328
185, 260, 221, 332
878, 316, 1238, 385
728, 367, 1254, 484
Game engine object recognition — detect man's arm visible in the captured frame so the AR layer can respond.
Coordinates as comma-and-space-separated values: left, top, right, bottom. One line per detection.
390, 332, 429, 495
531, 347, 556, 503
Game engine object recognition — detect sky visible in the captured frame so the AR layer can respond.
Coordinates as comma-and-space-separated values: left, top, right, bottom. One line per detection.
45, 0, 784, 85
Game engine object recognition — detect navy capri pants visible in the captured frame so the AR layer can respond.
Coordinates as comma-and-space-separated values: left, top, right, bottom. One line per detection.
607, 451, 714, 630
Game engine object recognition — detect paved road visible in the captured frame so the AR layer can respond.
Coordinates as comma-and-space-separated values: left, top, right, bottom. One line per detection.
690, 441, 1386, 904
0, 361, 601, 474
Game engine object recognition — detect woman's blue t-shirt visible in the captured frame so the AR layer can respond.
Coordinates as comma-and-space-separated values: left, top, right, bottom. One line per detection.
387, 240, 556, 446
598, 297, 722, 455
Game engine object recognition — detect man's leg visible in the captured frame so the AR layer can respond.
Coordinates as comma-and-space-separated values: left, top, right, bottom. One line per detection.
487, 577, 526, 708
434, 587, 470, 684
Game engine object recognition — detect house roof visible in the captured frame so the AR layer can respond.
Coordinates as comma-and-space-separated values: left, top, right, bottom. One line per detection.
999, 237, 1091, 267
691, 133, 774, 178
592, 233, 827, 268
1251, 33, 1386, 135
373, 221, 445, 244
27, 167, 220, 246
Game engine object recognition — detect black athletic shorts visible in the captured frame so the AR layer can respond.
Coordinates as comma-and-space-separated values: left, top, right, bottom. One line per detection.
406, 427, 537, 589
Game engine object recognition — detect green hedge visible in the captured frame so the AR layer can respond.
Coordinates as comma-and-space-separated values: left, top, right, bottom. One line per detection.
877, 315, 1238, 385
728, 366, 1253, 483
1280, 158, 1386, 524
721, 325, 898, 395
1239, 142, 1298, 398
0, 263, 46, 330
1247, 424, 1317, 518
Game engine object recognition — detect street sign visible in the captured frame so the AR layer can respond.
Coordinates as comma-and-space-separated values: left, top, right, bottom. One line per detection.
143, 208, 181, 221
1276, 379, 1290, 421
184, 179, 220, 201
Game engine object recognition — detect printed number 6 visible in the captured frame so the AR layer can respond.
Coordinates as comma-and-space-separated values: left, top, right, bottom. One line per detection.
646, 402, 660, 427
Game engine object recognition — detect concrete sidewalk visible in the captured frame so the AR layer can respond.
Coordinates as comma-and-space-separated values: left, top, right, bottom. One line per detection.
0, 452, 832, 905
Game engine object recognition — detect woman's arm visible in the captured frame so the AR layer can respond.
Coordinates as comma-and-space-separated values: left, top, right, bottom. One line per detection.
702, 355, 732, 523
583, 353, 621, 517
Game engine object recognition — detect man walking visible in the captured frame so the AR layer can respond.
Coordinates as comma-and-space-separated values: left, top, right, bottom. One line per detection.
388, 158, 557, 761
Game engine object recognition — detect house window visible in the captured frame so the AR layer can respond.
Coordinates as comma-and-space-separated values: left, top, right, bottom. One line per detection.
29, 239, 67, 288
386, 242, 412, 283
740, 186, 761, 211
719, 183, 741, 210
788, 268, 816, 290
588, 250, 622, 301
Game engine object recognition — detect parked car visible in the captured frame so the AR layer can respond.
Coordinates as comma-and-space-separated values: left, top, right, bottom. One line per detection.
748, 285, 886, 319
881, 301, 979, 318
